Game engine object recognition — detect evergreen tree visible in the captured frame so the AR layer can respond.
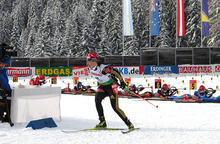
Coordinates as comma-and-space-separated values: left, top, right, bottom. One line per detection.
78, 0, 94, 56
132, 0, 149, 54
0, 0, 219, 57
87, 0, 106, 55
50, 0, 66, 57
22, 0, 45, 57
102, 0, 123, 56
0, 11, 13, 44
205, 0, 220, 47
10, 0, 29, 49
183, 0, 201, 47
35, 5, 55, 57
157, 0, 176, 48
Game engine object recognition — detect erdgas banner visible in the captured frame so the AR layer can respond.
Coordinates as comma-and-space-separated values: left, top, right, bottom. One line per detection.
35, 67, 72, 76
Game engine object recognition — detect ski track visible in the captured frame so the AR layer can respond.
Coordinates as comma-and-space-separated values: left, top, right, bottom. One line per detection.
0, 94, 220, 144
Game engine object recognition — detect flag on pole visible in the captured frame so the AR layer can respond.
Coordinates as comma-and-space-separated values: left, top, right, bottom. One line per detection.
177, 0, 185, 36
151, 0, 160, 36
202, 0, 209, 36
123, 0, 134, 36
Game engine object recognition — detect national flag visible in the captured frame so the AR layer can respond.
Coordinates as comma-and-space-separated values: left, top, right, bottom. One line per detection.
123, 0, 134, 36
177, 0, 185, 36
151, 0, 160, 36
202, 0, 209, 36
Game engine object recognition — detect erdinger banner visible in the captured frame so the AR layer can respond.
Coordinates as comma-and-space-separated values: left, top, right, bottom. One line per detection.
7, 67, 32, 76
72, 66, 90, 76
144, 65, 178, 75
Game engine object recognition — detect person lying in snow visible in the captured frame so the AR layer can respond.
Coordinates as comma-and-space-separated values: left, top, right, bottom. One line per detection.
72, 81, 96, 94
118, 83, 154, 98
29, 75, 46, 86
61, 83, 75, 94
155, 84, 178, 99
168, 85, 219, 102
193, 85, 220, 102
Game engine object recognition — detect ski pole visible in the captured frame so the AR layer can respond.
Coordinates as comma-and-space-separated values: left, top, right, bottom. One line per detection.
133, 93, 158, 108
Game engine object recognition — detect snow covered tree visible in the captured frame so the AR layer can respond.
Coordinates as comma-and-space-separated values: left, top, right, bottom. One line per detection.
0, 11, 13, 44
101, 0, 123, 55
132, 0, 149, 54
157, 0, 176, 48
10, 0, 29, 50
182, 0, 201, 47
205, 0, 220, 47
0, 0, 219, 57
86, 0, 106, 55
35, 5, 56, 57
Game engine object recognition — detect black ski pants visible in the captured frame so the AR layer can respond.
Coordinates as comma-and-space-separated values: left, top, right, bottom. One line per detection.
95, 84, 127, 122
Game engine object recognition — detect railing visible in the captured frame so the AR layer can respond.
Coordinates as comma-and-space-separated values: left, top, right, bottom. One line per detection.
7, 47, 220, 67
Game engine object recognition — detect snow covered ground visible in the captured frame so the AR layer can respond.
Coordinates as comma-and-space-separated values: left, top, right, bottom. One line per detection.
1, 94, 220, 144
1, 74, 220, 144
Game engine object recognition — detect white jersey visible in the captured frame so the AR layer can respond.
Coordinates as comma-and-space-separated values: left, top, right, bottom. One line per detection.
89, 64, 112, 85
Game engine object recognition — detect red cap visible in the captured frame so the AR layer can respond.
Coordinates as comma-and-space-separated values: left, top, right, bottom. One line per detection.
40, 75, 45, 80
162, 84, 168, 90
87, 53, 98, 61
199, 85, 205, 91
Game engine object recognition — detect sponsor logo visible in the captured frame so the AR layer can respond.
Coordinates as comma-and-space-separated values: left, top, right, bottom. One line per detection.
144, 65, 178, 74
110, 95, 115, 99
113, 67, 139, 75
150, 66, 172, 72
7, 68, 31, 76
215, 65, 220, 72
179, 66, 212, 73
72, 67, 90, 76
36, 67, 72, 76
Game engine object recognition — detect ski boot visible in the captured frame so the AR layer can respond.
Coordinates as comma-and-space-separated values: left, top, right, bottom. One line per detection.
125, 118, 134, 130
95, 116, 107, 128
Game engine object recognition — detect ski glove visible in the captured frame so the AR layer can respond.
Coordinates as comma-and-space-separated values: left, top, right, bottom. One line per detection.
120, 81, 126, 90
102, 67, 111, 75
0, 87, 6, 98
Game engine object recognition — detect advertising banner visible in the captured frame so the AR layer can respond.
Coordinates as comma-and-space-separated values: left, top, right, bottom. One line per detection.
144, 65, 178, 75
35, 67, 72, 76
7, 67, 33, 77
178, 65, 212, 73
214, 65, 220, 73
72, 66, 90, 77
113, 66, 140, 75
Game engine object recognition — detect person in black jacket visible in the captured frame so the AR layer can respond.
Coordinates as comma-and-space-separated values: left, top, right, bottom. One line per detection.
87, 52, 134, 130
118, 83, 154, 98
157, 84, 178, 99
0, 57, 13, 126
73, 81, 96, 94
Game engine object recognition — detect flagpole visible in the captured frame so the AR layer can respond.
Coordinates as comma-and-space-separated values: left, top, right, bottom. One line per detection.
149, 0, 151, 48
122, 0, 124, 55
201, 0, 203, 48
176, 0, 178, 48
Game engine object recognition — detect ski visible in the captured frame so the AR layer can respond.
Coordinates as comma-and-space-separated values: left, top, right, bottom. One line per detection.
72, 92, 96, 96
121, 128, 140, 134
174, 99, 199, 103
61, 127, 126, 133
